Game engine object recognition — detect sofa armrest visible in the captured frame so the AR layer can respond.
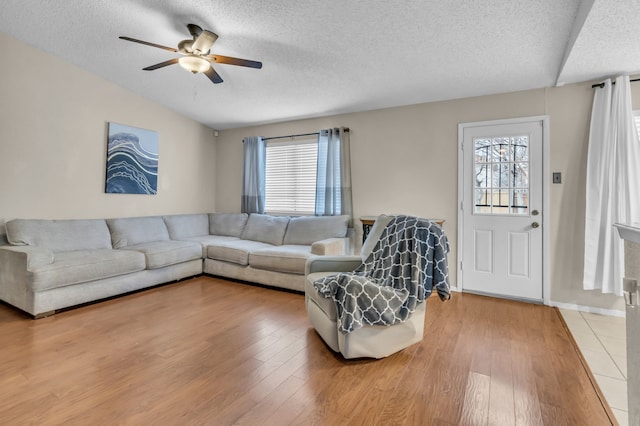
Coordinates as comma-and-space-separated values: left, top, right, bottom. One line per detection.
0, 246, 55, 315
305, 255, 362, 275
311, 237, 347, 256
0, 246, 54, 270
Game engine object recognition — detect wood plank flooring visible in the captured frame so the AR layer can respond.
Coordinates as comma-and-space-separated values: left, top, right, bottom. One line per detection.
0, 276, 614, 425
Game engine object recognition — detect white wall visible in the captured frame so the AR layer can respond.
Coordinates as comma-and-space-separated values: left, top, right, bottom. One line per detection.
215, 82, 635, 312
0, 33, 217, 235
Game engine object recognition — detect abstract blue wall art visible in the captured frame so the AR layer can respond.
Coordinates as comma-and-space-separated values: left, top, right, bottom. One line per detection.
105, 122, 159, 194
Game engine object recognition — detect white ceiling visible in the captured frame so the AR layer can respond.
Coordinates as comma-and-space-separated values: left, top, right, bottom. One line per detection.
1, 0, 639, 130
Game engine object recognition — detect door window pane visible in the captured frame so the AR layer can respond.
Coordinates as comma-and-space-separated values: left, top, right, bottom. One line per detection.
475, 164, 490, 188
512, 162, 528, 188
511, 189, 529, 215
474, 189, 491, 213
493, 163, 511, 188
473, 135, 530, 215
495, 138, 511, 163
513, 136, 529, 161
475, 138, 492, 163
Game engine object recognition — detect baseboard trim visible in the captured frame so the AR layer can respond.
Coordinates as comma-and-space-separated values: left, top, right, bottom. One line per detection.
550, 301, 625, 318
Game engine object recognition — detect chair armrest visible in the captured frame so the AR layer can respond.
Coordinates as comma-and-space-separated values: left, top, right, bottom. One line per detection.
311, 237, 347, 256
0, 246, 54, 270
305, 255, 362, 275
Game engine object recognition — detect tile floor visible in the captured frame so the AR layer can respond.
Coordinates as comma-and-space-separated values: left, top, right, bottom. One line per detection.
560, 309, 628, 426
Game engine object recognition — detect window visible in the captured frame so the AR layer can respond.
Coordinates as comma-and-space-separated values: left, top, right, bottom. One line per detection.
473, 135, 529, 215
265, 138, 318, 215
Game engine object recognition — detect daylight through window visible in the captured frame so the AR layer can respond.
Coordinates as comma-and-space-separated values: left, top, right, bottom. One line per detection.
265, 138, 318, 215
473, 135, 529, 215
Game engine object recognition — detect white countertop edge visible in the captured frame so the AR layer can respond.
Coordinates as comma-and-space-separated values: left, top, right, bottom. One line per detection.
614, 223, 640, 244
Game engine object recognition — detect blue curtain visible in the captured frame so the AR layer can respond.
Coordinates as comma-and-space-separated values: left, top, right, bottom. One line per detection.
241, 136, 266, 214
315, 128, 352, 221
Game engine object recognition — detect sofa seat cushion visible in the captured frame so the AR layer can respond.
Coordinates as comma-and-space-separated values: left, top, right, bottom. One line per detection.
180, 235, 240, 258
207, 240, 274, 266
249, 245, 312, 274
29, 249, 146, 292
120, 240, 202, 270
305, 272, 338, 320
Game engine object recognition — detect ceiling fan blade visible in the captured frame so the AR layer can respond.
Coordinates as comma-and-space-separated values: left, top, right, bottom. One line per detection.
192, 30, 218, 54
119, 36, 178, 53
207, 54, 262, 69
204, 66, 224, 84
143, 58, 179, 71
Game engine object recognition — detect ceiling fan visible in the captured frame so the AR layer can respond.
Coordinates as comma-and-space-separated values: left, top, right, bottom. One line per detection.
119, 23, 262, 84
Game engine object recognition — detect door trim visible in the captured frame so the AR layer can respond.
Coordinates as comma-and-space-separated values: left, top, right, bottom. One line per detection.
457, 116, 550, 305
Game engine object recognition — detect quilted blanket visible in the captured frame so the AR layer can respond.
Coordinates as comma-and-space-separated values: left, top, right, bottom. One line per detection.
313, 215, 450, 334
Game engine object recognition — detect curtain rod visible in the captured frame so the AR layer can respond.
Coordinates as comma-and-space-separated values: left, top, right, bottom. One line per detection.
591, 78, 640, 89
248, 128, 350, 142
263, 132, 319, 141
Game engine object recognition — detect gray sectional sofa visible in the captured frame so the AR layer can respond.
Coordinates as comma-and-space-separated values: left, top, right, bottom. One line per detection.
0, 213, 350, 317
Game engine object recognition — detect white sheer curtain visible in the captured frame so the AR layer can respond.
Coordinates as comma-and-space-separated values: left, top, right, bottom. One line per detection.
315, 127, 353, 222
584, 76, 640, 295
241, 136, 266, 214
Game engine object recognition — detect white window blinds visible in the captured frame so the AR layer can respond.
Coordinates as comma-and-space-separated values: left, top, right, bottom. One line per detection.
265, 138, 318, 215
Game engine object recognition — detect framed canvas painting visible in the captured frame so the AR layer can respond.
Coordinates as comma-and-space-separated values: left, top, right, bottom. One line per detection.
105, 122, 159, 194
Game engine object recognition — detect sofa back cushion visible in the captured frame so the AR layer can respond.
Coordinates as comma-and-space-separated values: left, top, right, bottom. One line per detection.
283, 215, 350, 245
241, 214, 290, 246
5, 219, 112, 252
360, 214, 393, 261
163, 214, 210, 239
107, 216, 170, 249
209, 213, 249, 237
0, 220, 7, 246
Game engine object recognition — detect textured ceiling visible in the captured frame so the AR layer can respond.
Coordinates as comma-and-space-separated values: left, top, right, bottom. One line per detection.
1, 0, 638, 129
556, 0, 640, 85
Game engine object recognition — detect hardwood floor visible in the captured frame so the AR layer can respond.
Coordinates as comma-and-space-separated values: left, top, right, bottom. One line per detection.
0, 276, 614, 425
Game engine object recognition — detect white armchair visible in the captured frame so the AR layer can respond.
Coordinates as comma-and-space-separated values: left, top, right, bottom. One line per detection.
304, 215, 443, 359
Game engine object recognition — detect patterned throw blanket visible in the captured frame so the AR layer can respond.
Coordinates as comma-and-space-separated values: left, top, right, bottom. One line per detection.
313, 215, 450, 334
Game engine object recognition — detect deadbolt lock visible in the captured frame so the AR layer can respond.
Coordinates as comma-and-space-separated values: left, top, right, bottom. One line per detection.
532, 210, 539, 216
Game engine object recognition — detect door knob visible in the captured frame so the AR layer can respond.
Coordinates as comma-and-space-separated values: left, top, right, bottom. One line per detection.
531, 222, 540, 228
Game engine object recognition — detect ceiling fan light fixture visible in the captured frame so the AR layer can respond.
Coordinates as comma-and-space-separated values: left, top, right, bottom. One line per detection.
178, 55, 210, 74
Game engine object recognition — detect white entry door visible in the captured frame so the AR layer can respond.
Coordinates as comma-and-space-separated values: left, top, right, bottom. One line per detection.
460, 119, 544, 301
